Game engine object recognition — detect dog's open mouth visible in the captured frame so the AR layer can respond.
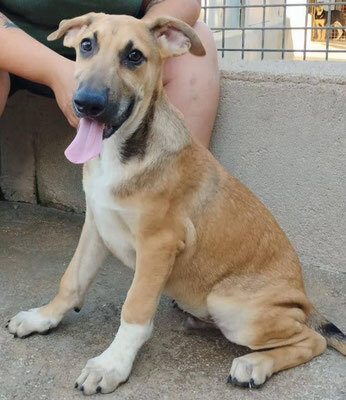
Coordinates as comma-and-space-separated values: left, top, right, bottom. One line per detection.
65, 98, 135, 165
64, 118, 105, 164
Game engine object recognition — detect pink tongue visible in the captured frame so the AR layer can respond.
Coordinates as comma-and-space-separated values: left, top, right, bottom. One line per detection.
65, 118, 105, 164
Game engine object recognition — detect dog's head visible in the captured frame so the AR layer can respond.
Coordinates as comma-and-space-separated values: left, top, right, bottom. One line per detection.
48, 13, 205, 139
315, 5, 325, 17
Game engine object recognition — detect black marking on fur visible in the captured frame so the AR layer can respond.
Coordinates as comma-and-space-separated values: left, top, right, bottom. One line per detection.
18, 332, 35, 339
320, 322, 345, 339
74, 383, 78, 389
119, 40, 147, 69
114, 96, 136, 132
10, 329, 54, 339
119, 40, 134, 62
228, 375, 262, 389
120, 91, 157, 162
96, 386, 102, 393
92, 31, 100, 55
80, 32, 99, 58
230, 376, 249, 388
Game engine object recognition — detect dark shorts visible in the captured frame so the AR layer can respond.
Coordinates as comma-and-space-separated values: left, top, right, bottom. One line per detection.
9, 74, 54, 99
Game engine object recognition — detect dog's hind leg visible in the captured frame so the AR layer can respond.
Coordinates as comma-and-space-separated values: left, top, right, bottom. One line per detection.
7, 209, 108, 338
333, 22, 343, 40
227, 328, 326, 388
182, 315, 217, 331
207, 281, 327, 388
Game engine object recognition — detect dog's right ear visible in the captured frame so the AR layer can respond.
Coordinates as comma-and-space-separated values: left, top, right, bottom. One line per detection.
47, 13, 99, 47
146, 16, 206, 58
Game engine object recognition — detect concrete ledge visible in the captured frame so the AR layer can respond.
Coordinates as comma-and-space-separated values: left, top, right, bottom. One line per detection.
0, 61, 345, 273
219, 60, 346, 85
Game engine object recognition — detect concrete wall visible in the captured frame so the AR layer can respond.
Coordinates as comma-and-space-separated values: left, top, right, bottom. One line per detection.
0, 92, 84, 212
0, 61, 345, 274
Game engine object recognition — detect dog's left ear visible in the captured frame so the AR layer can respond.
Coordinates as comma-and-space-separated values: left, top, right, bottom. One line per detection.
47, 13, 100, 47
146, 16, 206, 58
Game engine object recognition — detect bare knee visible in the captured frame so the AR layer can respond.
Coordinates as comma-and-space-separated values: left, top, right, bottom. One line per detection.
0, 70, 10, 117
193, 20, 218, 62
162, 21, 219, 147
163, 21, 218, 84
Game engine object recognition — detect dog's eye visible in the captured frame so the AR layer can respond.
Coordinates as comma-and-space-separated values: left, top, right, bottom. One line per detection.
80, 38, 93, 53
128, 49, 143, 64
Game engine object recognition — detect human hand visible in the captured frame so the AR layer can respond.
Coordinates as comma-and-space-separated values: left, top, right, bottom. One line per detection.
50, 58, 79, 128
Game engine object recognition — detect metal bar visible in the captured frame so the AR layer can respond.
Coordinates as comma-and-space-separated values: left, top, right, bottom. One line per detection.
201, 2, 346, 9
203, 0, 207, 23
206, 26, 346, 31
261, 0, 266, 60
281, 0, 287, 59
217, 48, 346, 53
303, 4, 309, 60
325, 2, 332, 60
201, 1, 346, 60
222, 0, 226, 58
240, 0, 245, 60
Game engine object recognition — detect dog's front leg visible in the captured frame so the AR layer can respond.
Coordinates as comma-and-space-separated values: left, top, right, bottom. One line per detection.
321, 25, 326, 41
75, 229, 180, 395
8, 209, 108, 337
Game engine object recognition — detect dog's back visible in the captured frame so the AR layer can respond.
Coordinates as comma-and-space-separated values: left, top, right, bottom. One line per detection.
332, 10, 345, 23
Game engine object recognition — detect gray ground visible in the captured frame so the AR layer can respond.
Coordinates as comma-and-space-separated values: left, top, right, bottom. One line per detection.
0, 201, 345, 400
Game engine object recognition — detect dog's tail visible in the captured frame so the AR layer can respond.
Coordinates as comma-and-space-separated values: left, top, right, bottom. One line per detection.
307, 306, 346, 355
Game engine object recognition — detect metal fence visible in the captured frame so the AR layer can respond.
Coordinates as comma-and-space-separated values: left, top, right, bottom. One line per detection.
201, 0, 346, 61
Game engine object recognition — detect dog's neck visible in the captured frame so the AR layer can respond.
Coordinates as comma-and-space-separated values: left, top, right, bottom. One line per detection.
91, 85, 192, 196
115, 83, 192, 165
316, 9, 325, 18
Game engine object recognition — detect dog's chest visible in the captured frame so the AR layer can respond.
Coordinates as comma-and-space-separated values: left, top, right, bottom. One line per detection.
83, 160, 138, 269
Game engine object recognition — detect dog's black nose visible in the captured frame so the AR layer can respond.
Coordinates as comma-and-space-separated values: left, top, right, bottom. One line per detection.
73, 88, 107, 118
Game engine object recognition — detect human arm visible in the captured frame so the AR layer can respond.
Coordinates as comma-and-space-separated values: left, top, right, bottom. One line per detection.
0, 13, 78, 126
141, 0, 201, 26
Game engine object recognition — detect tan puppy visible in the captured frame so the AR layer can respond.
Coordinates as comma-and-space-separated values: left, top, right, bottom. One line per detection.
7, 13, 345, 395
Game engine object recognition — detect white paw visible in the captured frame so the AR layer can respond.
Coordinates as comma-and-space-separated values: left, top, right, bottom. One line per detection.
75, 352, 131, 395
228, 353, 274, 388
7, 308, 59, 338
